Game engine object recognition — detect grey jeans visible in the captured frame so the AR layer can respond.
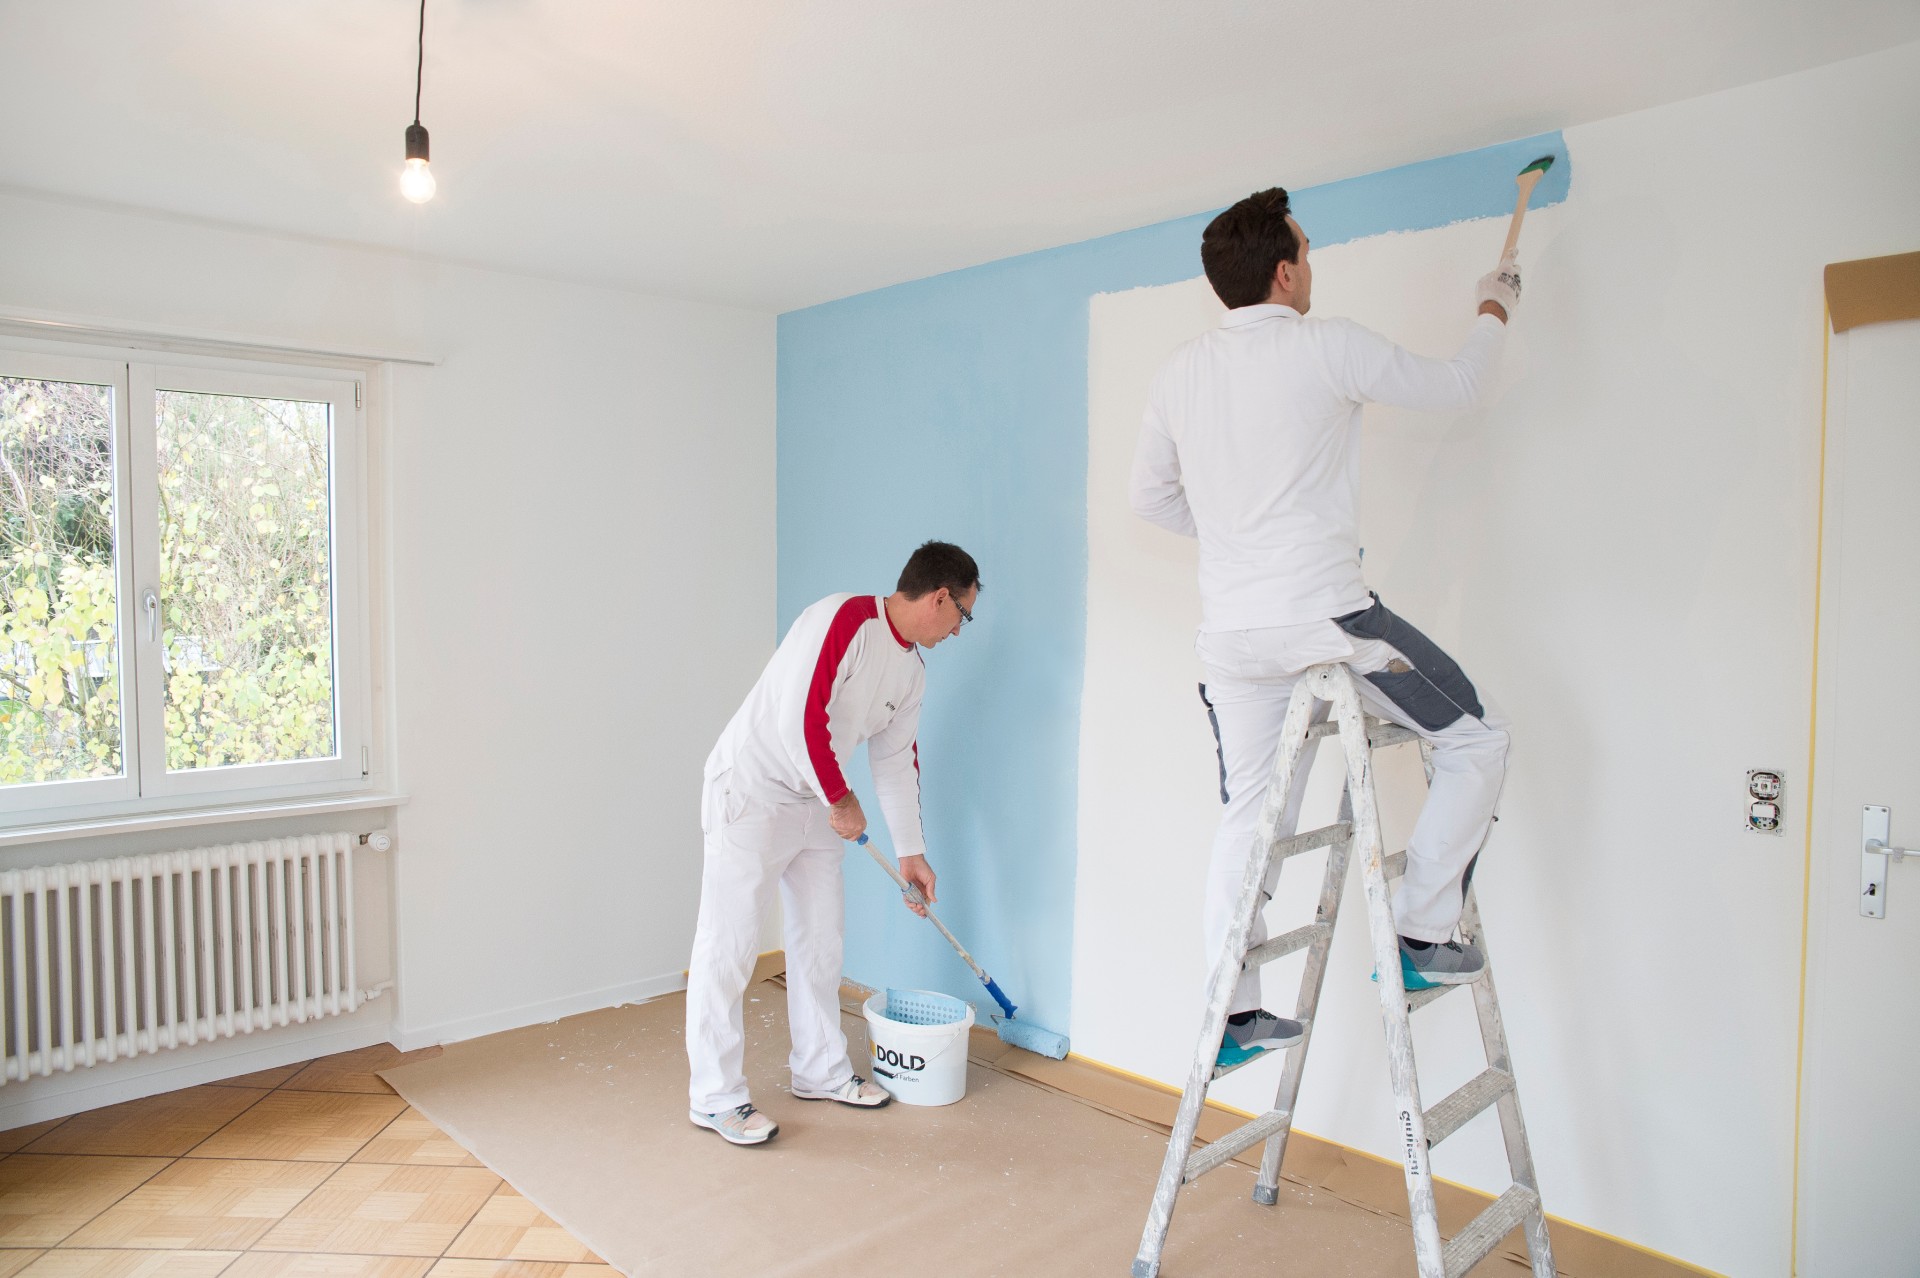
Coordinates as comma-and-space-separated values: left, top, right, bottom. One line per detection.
1197, 599, 1510, 1012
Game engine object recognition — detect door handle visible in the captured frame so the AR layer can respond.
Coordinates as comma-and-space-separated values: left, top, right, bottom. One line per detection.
1862, 806, 1917, 919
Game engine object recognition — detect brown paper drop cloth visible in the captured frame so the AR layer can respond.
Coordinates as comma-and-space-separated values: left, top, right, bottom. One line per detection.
379, 978, 1482, 1277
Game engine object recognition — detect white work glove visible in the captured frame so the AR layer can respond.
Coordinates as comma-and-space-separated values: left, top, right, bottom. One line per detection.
1476, 254, 1522, 320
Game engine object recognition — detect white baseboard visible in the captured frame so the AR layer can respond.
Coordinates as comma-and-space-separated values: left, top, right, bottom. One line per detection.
392, 969, 688, 1052
0, 1008, 395, 1129
2, 970, 694, 1127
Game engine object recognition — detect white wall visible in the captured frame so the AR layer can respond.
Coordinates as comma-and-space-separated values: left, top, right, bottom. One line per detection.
0, 190, 775, 1108
1074, 42, 1920, 1278
383, 263, 775, 1045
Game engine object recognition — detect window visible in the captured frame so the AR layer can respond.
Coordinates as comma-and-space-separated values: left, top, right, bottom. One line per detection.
0, 342, 371, 823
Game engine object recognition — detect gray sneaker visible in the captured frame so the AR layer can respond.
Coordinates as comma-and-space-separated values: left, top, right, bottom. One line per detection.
1225, 1009, 1304, 1053
689, 1103, 778, 1145
1398, 937, 1486, 989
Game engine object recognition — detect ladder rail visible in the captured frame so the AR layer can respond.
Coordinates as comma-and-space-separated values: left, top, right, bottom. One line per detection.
1421, 719, 1556, 1277
1252, 781, 1354, 1203
1132, 676, 1326, 1278
1313, 665, 1448, 1275
1460, 890, 1556, 1276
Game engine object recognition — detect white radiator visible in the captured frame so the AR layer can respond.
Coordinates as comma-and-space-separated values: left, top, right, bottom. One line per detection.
1, 832, 367, 1083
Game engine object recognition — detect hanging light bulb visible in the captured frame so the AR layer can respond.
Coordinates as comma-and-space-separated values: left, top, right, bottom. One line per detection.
399, 0, 435, 203
401, 123, 435, 203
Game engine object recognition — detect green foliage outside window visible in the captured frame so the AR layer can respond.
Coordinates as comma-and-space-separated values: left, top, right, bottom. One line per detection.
158, 390, 335, 772
0, 377, 337, 790
0, 377, 120, 785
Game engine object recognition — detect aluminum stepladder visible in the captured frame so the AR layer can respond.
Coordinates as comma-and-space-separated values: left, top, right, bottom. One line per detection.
1131, 662, 1554, 1278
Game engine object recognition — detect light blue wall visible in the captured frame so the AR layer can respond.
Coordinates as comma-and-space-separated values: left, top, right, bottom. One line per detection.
776, 133, 1570, 1036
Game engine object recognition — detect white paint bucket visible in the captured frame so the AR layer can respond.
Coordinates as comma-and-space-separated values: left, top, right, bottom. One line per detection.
862, 989, 975, 1106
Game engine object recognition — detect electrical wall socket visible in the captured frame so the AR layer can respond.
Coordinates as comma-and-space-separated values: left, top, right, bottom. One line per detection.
1747, 769, 1785, 834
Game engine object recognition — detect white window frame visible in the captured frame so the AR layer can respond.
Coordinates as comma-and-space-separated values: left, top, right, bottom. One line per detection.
0, 337, 374, 826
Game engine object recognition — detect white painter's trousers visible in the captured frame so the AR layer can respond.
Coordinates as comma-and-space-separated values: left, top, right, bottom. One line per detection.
1197, 613, 1510, 1015
686, 782, 852, 1114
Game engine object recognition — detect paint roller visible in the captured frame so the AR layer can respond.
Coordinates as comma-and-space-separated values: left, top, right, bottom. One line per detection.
1499, 154, 1555, 262
854, 833, 1070, 1060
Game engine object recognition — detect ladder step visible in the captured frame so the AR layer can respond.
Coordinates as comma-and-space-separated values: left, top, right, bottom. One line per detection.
1442, 1184, 1541, 1278
1383, 849, 1406, 879
1183, 1109, 1292, 1183
1307, 717, 1422, 749
1423, 1068, 1516, 1147
1271, 821, 1351, 861
1210, 1019, 1311, 1081
1407, 982, 1462, 1011
1245, 922, 1332, 968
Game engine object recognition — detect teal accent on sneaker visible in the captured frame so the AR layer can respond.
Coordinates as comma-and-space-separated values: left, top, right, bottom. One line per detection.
1399, 947, 1443, 990
1368, 952, 1442, 990
1215, 1035, 1266, 1069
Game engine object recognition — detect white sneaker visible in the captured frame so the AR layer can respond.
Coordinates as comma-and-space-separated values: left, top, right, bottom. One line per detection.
689, 1103, 778, 1145
791, 1074, 891, 1107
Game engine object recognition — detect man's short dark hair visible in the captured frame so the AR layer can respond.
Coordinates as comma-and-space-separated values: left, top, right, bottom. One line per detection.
897, 541, 981, 600
1201, 187, 1300, 309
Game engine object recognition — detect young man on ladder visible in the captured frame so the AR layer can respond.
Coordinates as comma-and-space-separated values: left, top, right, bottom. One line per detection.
1129, 187, 1525, 1069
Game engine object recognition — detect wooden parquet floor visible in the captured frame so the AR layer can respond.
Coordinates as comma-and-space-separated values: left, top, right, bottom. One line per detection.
0, 1046, 614, 1278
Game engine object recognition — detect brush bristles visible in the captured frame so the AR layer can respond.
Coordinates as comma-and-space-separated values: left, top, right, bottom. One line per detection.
1518, 155, 1555, 177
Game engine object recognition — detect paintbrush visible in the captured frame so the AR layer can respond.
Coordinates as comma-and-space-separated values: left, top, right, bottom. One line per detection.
1500, 155, 1555, 261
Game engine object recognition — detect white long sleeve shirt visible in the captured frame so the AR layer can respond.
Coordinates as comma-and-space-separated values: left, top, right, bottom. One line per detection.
703, 594, 927, 858
1130, 304, 1506, 631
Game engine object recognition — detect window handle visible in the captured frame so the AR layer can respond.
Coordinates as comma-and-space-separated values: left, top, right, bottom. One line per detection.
144, 589, 159, 643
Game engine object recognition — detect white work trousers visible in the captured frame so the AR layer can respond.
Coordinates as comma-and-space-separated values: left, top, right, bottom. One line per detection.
1197, 616, 1510, 1015
686, 783, 853, 1114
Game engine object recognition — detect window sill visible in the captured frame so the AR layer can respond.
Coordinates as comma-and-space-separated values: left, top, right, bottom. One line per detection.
0, 791, 409, 850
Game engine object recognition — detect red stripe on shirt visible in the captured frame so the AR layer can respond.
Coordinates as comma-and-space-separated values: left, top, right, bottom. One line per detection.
882, 603, 910, 650
804, 596, 877, 805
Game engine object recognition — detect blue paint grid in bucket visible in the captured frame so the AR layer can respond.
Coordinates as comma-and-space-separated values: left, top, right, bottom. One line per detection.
884, 988, 969, 1026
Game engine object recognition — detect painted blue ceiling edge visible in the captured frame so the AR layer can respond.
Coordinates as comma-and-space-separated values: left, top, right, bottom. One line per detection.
780, 131, 1569, 327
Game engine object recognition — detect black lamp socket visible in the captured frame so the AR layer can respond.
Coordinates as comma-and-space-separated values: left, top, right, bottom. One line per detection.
405, 123, 430, 163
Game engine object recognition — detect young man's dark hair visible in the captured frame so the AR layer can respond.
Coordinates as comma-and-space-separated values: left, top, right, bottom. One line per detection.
897, 540, 981, 600
1200, 187, 1301, 309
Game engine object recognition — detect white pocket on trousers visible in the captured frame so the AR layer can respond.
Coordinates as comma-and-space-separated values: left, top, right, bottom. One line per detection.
701, 771, 750, 834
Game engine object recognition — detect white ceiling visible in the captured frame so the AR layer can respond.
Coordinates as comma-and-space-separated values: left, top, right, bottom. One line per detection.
3, 2, 1915, 312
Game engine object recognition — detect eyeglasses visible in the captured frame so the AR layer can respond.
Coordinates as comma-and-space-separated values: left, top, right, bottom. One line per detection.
950, 593, 973, 627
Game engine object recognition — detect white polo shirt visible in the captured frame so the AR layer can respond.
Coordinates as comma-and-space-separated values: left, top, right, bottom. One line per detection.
1130, 304, 1506, 631
702, 593, 927, 858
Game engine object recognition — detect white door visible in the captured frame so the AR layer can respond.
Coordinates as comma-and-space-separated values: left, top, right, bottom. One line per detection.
1798, 316, 1920, 1275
